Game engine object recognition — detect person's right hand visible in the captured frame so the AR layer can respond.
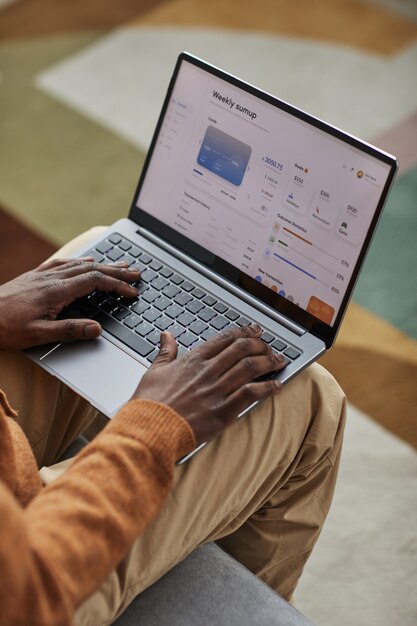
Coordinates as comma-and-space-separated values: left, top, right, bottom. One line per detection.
133, 325, 285, 446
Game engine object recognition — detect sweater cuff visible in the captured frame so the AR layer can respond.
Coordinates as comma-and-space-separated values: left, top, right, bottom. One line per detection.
108, 399, 196, 462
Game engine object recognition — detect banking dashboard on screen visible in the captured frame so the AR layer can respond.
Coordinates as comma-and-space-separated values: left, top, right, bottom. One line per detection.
137, 61, 391, 326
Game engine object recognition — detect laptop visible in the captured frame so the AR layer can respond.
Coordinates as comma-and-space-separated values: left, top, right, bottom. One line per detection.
26, 52, 398, 434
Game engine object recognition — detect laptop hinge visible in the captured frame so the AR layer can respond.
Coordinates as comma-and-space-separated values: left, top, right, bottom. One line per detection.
137, 227, 306, 337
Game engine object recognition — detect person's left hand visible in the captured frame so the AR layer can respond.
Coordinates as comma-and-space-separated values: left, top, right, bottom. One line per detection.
0, 257, 140, 350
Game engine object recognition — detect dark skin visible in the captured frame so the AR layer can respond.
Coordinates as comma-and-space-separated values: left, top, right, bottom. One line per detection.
0, 257, 285, 446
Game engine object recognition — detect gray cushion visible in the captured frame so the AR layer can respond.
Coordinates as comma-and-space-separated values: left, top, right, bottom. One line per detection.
113, 543, 314, 626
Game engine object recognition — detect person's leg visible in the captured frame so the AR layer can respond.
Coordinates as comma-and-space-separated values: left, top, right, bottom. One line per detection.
0, 227, 107, 466
0, 349, 98, 466
61, 363, 345, 626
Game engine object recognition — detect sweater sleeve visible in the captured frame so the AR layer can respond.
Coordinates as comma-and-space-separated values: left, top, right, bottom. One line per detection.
0, 398, 196, 626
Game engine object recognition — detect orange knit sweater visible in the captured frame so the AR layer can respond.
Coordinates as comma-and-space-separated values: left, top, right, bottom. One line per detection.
0, 389, 196, 626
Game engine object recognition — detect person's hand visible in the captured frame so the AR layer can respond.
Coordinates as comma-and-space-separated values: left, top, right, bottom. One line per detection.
133, 325, 285, 446
0, 257, 140, 350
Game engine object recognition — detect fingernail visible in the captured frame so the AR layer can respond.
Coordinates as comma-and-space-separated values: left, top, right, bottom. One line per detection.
84, 323, 100, 339
129, 285, 139, 293
275, 353, 285, 362
114, 261, 128, 267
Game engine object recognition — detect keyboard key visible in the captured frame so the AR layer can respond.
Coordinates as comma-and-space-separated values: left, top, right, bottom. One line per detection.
154, 296, 171, 311
143, 308, 161, 323
225, 309, 239, 321
167, 323, 186, 339
170, 274, 184, 285
117, 294, 138, 307
140, 253, 152, 265
131, 301, 150, 315
210, 315, 229, 330
151, 277, 169, 291
124, 314, 141, 329
94, 312, 154, 357
117, 254, 134, 266
109, 234, 122, 245
89, 250, 105, 263
141, 268, 158, 283
112, 306, 131, 321
178, 331, 199, 348
201, 327, 218, 341
147, 329, 162, 345
101, 298, 118, 313
150, 260, 163, 271
186, 299, 205, 314
181, 281, 194, 292
214, 302, 228, 314
177, 345, 189, 358
131, 261, 145, 273
96, 240, 113, 255
261, 331, 275, 344
154, 316, 173, 331
119, 241, 131, 251
165, 303, 183, 319
147, 348, 160, 363
135, 321, 155, 337
236, 316, 251, 326
163, 284, 181, 298
160, 266, 173, 278
142, 289, 159, 303
203, 295, 217, 306
89, 292, 107, 306
106, 248, 124, 262
189, 320, 208, 335
198, 307, 217, 322
136, 283, 148, 295
174, 292, 192, 306
192, 287, 205, 299
271, 338, 287, 352
283, 346, 301, 360
129, 246, 141, 258
177, 311, 196, 326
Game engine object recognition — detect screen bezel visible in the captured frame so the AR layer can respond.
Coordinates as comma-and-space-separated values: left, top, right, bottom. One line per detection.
128, 52, 398, 349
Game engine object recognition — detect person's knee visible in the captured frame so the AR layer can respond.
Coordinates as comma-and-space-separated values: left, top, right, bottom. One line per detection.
298, 362, 346, 455
272, 362, 346, 456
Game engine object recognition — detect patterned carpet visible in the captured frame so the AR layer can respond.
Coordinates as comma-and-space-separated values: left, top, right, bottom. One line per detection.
1, 1, 416, 624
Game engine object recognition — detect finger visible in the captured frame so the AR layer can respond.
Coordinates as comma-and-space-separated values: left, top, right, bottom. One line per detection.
197, 324, 263, 360
225, 377, 283, 417
36, 257, 74, 271
32, 318, 102, 345
218, 352, 286, 394
59, 271, 139, 305
150, 332, 177, 368
203, 332, 271, 379
46, 260, 139, 283
36, 256, 96, 272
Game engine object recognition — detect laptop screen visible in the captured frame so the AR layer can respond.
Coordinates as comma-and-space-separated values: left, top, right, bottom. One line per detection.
133, 55, 396, 345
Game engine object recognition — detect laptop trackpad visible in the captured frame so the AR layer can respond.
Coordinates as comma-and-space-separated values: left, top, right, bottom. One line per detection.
42, 338, 148, 417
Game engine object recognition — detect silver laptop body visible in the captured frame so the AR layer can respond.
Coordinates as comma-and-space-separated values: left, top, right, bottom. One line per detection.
27, 53, 397, 424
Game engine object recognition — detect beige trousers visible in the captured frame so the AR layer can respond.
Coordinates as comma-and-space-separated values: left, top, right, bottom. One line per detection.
2, 228, 347, 626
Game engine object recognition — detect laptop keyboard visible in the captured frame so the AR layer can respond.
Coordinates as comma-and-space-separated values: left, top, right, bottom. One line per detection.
59, 233, 302, 365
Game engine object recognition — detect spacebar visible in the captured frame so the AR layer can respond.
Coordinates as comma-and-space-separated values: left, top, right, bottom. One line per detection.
94, 312, 154, 357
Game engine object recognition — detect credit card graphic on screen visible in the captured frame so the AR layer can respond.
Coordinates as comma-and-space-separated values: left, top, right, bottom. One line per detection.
197, 126, 252, 186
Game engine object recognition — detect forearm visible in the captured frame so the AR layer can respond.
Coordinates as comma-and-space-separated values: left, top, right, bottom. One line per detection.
0, 399, 195, 626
